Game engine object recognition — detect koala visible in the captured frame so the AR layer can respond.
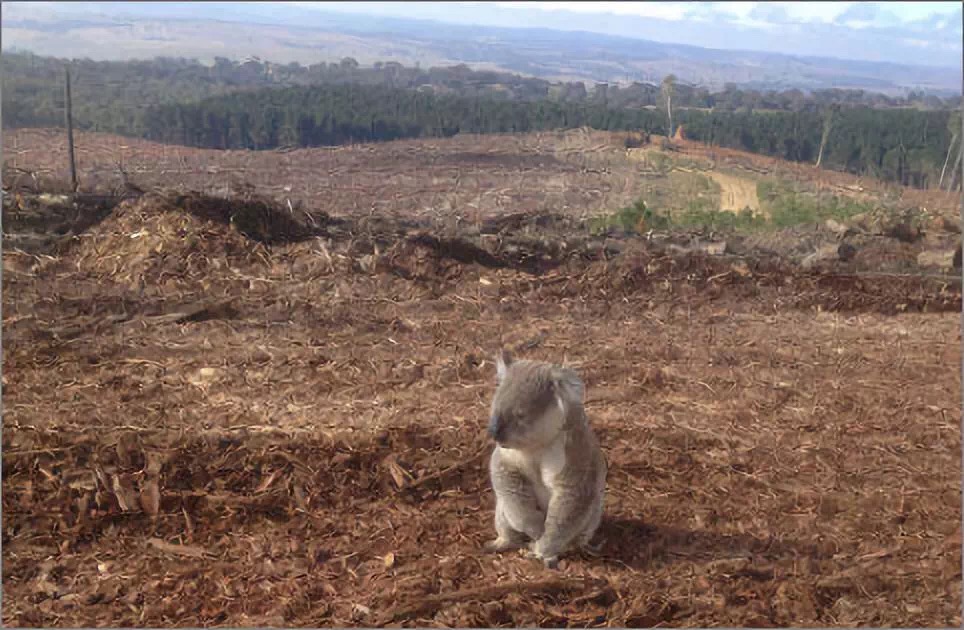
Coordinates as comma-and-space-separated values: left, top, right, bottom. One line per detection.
483, 349, 607, 568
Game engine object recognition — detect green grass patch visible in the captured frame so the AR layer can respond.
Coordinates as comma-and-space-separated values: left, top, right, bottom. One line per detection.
670, 205, 768, 232
757, 180, 875, 228
589, 196, 765, 235
588, 199, 671, 234
592, 174, 880, 237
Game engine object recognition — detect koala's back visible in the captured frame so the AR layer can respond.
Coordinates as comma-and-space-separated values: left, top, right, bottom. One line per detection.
562, 419, 607, 494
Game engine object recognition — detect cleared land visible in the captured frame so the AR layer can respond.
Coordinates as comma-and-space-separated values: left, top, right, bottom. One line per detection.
3, 128, 649, 224
2, 129, 961, 627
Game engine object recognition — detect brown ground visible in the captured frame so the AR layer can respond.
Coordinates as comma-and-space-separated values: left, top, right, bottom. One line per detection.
6, 127, 960, 224
3, 128, 645, 225
2, 130, 962, 627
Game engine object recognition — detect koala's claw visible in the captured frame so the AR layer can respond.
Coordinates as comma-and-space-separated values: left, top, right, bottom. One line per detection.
525, 544, 560, 569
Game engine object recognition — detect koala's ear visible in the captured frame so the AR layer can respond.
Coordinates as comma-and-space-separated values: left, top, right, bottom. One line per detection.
495, 348, 513, 382
551, 367, 585, 407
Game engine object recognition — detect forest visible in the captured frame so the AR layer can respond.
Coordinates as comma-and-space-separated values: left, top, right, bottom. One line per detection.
3, 50, 959, 127
2, 51, 962, 190
140, 84, 960, 190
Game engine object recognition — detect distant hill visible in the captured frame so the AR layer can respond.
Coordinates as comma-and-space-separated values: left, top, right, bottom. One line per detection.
1, 2, 960, 96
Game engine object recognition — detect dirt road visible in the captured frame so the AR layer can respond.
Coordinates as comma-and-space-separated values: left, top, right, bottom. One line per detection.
706, 170, 762, 215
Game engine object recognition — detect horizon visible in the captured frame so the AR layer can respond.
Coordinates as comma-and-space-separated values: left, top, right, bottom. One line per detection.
2, 1, 961, 96
289, 0, 963, 69
5, 1, 963, 70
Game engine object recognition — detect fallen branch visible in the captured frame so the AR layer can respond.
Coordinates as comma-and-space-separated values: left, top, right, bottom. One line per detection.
405, 444, 489, 491
146, 537, 213, 559
120, 299, 237, 328
48, 300, 237, 340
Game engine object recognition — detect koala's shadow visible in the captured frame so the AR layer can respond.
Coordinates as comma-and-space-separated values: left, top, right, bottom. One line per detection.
588, 515, 826, 571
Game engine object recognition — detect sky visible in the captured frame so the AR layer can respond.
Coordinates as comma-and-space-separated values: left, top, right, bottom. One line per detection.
491, 1, 960, 25
298, 1, 960, 26
286, 1, 963, 67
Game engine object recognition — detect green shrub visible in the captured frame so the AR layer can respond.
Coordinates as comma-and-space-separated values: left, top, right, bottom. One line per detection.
758, 180, 874, 228
672, 204, 768, 232
589, 199, 670, 234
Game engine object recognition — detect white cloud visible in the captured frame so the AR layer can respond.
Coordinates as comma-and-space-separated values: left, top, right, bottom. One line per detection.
494, 2, 691, 21
492, 1, 962, 30
496, 0, 851, 25
747, 4, 791, 24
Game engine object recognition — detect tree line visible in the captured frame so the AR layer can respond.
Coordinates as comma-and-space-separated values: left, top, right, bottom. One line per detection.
3, 50, 959, 134
681, 108, 961, 190
141, 84, 669, 148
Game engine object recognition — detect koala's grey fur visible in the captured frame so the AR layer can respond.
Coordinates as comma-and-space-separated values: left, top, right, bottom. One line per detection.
483, 349, 607, 568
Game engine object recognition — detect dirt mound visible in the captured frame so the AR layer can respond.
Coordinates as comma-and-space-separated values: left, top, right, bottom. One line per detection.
168, 191, 321, 245
57, 193, 314, 289
374, 234, 496, 286
377, 231, 569, 284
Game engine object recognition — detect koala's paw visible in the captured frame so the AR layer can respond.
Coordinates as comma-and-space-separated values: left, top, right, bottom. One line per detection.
580, 538, 605, 557
483, 537, 520, 553
525, 542, 560, 569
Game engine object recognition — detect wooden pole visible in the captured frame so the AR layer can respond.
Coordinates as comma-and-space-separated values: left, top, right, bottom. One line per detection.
64, 66, 77, 192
